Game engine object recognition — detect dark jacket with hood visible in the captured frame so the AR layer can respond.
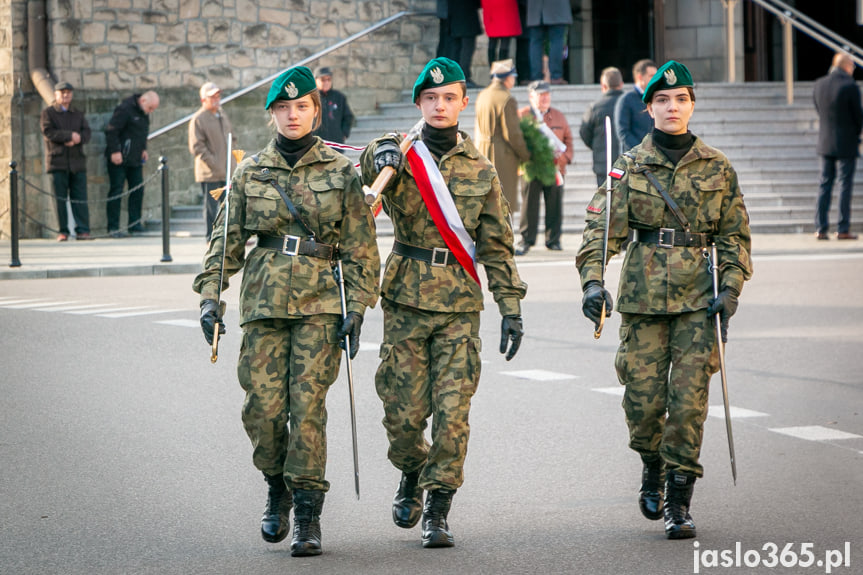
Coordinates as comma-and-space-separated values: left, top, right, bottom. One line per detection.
104, 94, 150, 167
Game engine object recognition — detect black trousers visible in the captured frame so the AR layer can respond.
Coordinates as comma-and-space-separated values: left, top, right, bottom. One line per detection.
106, 163, 144, 232
437, 19, 476, 82
201, 181, 222, 241
51, 170, 90, 235
518, 178, 563, 247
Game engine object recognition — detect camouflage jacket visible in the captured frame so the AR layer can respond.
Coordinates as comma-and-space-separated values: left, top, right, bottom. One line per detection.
360, 131, 527, 316
193, 137, 380, 324
576, 134, 753, 314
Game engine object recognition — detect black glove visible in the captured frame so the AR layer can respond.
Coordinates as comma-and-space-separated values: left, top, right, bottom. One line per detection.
582, 280, 613, 329
500, 315, 524, 361
337, 312, 363, 359
373, 141, 403, 173
200, 299, 225, 345
707, 287, 739, 343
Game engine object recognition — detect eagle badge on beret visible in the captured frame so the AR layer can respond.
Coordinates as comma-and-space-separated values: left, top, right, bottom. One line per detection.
285, 82, 298, 98
430, 67, 444, 84
664, 68, 677, 86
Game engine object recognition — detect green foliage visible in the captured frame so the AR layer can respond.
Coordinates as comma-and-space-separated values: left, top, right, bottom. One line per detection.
519, 117, 557, 186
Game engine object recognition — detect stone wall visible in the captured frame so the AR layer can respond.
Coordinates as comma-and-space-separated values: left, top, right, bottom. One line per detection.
664, 0, 744, 82
1, 0, 438, 238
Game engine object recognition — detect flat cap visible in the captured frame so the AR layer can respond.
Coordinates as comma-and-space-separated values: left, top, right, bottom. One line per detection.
54, 81, 74, 92
313, 66, 333, 78
528, 80, 550, 94
490, 59, 517, 78
265, 66, 317, 109
412, 57, 465, 102
199, 81, 220, 99
643, 60, 694, 103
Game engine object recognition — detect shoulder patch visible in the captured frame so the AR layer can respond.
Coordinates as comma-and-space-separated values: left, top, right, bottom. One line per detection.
587, 204, 603, 214
609, 167, 625, 180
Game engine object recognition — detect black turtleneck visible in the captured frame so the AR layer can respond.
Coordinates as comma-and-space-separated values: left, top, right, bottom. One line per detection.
275, 132, 316, 167
422, 123, 459, 160
652, 128, 695, 166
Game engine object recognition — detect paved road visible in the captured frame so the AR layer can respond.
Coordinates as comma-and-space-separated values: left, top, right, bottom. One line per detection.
1, 250, 861, 574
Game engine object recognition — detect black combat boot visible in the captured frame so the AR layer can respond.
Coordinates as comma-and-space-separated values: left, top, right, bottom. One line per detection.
392, 470, 423, 528
291, 489, 325, 557
664, 471, 696, 539
421, 488, 456, 548
638, 457, 665, 520
261, 473, 292, 543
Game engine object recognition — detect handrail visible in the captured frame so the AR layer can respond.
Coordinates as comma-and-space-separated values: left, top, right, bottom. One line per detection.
148, 10, 434, 140
748, 0, 863, 67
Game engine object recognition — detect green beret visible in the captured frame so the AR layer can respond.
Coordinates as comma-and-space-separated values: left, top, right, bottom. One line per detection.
412, 57, 465, 103
265, 66, 317, 109
642, 60, 694, 103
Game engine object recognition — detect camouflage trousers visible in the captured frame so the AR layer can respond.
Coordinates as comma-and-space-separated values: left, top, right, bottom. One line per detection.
375, 299, 482, 491
237, 315, 341, 492
615, 310, 719, 477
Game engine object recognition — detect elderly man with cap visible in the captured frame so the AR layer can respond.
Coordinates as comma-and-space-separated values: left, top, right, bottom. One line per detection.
576, 61, 752, 540
40, 81, 92, 241
361, 56, 526, 549
312, 66, 355, 145
515, 80, 573, 254
188, 81, 235, 241
474, 58, 531, 211
194, 65, 380, 557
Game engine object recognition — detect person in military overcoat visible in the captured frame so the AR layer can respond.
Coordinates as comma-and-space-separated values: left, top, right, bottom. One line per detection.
576, 61, 753, 540
193, 66, 380, 557
361, 57, 527, 549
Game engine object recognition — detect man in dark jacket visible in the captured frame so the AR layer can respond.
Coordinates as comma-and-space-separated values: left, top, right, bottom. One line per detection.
40, 81, 91, 241
579, 67, 624, 185
436, 0, 481, 88
313, 67, 355, 145
104, 91, 159, 236
615, 59, 657, 154
814, 52, 863, 240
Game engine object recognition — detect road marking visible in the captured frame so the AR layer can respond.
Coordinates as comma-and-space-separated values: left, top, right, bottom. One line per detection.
156, 319, 200, 328
97, 308, 184, 318
500, 369, 578, 381
4, 300, 80, 309
708, 405, 768, 419
35, 303, 121, 312
593, 386, 624, 396
768, 425, 863, 441
65, 306, 146, 315
359, 341, 379, 352
0, 299, 43, 306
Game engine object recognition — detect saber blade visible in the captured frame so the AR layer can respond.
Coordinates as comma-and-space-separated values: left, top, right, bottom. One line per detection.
335, 260, 361, 499
710, 243, 737, 485
211, 132, 233, 363
595, 116, 614, 339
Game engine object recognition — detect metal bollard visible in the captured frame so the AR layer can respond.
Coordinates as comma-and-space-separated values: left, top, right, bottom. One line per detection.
9, 161, 21, 267
159, 156, 172, 263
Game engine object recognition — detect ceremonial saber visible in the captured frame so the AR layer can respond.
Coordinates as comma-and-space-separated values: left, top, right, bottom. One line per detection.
708, 242, 737, 485
363, 119, 424, 209
595, 116, 613, 339
211, 132, 232, 363
334, 260, 361, 499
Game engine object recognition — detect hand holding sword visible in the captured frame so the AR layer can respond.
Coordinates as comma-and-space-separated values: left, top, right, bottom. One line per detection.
363, 119, 425, 210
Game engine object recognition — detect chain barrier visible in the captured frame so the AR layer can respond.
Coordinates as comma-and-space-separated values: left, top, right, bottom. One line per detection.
13, 168, 163, 240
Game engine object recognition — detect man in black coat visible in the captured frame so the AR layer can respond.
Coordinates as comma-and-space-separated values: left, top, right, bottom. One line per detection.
436, 0, 480, 88
104, 91, 159, 236
579, 67, 624, 185
40, 82, 92, 241
313, 67, 355, 145
814, 52, 863, 240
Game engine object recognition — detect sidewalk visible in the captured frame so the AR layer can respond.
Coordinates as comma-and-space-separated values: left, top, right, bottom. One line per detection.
1, 232, 862, 281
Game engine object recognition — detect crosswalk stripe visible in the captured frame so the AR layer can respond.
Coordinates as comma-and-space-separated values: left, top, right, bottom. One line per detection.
708, 405, 768, 419
5, 300, 80, 309
35, 303, 120, 312
0, 299, 43, 306
98, 309, 185, 318
65, 306, 143, 315
155, 319, 200, 328
769, 425, 863, 442
500, 369, 578, 381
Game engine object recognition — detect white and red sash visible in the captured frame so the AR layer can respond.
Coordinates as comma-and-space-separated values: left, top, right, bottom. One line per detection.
405, 140, 480, 284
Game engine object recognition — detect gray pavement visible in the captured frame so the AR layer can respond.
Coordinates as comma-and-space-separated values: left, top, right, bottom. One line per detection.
1, 231, 862, 281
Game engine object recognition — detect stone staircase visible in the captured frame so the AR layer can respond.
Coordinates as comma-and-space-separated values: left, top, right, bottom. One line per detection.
166, 81, 863, 237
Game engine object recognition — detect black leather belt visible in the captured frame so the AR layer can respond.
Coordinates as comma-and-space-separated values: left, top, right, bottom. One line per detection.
633, 228, 713, 248
257, 234, 338, 260
393, 240, 458, 266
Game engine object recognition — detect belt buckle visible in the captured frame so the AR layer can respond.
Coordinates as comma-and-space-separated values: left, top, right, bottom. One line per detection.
430, 247, 449, 267
657, 228, 675, 248
281, 235, 300, 256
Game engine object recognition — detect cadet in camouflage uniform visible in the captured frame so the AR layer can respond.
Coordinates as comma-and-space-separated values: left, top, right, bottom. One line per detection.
575, 61, 752, 540
193, 66, 380, 557
360, 57, 527, 548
